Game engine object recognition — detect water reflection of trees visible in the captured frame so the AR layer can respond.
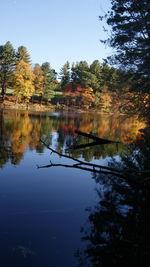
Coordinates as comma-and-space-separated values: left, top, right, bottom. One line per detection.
76, 134, 150, 266
1, 110, 149, 265
0, 110, 145, 167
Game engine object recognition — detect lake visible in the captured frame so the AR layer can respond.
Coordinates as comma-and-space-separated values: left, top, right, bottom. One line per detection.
0, 109, 148, 266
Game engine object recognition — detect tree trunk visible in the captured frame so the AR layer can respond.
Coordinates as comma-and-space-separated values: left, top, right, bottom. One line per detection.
1, 73, 7, 100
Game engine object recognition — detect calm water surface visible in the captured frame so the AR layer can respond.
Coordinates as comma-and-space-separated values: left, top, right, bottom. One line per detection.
0, 110, 146, 266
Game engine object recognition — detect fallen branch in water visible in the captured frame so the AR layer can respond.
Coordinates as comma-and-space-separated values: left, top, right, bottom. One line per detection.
75, 130, 119, 144
69, 129, 119, 150
38, 162, 126, 179
37, 140, 150, 187
39, 140, 125, 173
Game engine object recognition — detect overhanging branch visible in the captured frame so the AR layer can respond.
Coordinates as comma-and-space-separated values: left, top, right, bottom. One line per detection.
38, 140, 150, 187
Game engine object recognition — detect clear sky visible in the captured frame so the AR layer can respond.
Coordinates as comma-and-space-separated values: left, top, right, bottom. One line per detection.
1, 0, 112, 73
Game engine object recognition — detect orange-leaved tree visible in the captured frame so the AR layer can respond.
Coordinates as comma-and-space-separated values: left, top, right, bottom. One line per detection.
82, 87, 95, 108
61, 83, 84, 106
13, 60, 35, 103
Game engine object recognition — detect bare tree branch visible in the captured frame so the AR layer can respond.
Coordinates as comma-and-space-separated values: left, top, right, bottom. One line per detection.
37, 162, 126, 179
40, 139, 124, 173
38, 140, 150, 188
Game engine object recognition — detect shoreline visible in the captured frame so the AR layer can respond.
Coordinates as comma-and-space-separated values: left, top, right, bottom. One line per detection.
0, 100, 137, 116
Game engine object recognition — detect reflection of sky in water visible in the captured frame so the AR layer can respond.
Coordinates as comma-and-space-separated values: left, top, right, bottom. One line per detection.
0, 138, 98, 266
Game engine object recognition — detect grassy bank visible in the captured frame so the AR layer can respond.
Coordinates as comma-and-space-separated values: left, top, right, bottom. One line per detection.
0, 100, 55, 112
0, 92, 138, 115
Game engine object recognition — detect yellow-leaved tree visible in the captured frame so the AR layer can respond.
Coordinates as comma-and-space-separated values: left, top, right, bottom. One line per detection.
13, 60, 35, 104
33, 64, 44, 101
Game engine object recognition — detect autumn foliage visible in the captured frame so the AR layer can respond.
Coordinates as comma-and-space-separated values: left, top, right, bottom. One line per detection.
61, 84, 95, 108
0, 41, 149, 114
13, 60, 35, 103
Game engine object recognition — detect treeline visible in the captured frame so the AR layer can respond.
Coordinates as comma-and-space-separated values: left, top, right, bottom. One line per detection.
0, 41, 147, 112
59, 60, 140, 112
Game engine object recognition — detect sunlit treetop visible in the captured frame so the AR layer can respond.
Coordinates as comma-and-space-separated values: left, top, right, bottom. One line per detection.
16, 46, 31, 64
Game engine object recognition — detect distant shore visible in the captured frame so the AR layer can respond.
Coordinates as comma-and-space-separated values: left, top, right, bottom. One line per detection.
0, 99, 54, 112
0, 99, 136, 116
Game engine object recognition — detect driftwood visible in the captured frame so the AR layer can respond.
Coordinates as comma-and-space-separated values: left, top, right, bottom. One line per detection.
70, 130, 119, 149
70, 141, 104, 150
75, 130, 119, 144
38, 140, 150, 188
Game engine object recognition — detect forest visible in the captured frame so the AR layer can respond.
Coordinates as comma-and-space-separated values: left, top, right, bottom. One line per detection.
0, 42, 148, 114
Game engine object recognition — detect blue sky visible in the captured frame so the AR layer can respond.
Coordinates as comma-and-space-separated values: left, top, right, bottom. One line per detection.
1, 0, 112, 73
